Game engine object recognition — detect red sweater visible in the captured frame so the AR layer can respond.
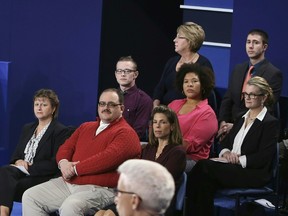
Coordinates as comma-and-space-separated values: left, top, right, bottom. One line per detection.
56, 117, 141, 187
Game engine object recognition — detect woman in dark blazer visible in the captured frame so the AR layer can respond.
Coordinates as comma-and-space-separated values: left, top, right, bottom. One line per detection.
0, 89, 69, 216
186, 76, 279, 216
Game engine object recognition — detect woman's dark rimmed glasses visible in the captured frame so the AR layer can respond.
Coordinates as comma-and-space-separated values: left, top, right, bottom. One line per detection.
242, 92, 264, 99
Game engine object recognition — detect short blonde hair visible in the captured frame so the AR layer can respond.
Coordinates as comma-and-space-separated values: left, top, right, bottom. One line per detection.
247, 76, 274, 106
177, 22, 205, 52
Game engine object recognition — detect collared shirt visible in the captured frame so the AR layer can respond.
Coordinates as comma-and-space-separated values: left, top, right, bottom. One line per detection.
95, 120, 110, 136
121, 85, 153, 140
250, 59, 266, 76
220, 107, 267, 168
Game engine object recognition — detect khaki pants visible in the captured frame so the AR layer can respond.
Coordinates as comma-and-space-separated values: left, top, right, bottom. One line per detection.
22, 177, 115, 216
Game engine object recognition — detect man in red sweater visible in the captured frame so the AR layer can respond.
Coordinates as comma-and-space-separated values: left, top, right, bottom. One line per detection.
22, 88, 141, 216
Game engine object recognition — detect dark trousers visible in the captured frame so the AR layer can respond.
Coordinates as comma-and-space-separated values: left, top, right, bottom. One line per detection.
186, 160, 270, 216
0, 165, 53, 209
0, 165, 26, 208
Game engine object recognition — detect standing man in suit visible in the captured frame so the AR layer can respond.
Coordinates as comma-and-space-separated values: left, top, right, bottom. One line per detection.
115, 56, 153, 141
218, 29, 283, 139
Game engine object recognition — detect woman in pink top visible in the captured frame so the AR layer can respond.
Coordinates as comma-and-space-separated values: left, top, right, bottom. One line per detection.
168, 63, 218, 172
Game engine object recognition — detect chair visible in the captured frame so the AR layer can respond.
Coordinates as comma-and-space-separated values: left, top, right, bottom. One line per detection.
176, 172, 187, 216
214, 142, 280, 216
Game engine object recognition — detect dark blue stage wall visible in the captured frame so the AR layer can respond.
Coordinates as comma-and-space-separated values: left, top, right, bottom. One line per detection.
231, 0, 288, 97
0, 0, 103, 163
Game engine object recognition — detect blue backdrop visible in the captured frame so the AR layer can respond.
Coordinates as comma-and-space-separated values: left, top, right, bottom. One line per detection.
0, 0, 103, 163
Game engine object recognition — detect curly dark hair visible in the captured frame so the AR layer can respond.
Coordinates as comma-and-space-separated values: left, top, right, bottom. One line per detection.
175, 63, 215, 99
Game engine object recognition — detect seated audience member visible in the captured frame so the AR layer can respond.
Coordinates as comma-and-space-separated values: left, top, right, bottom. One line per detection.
168, 63, 218, 172
141, 106, 186, 215
218, 29, 283, 140
186, 76, 279, 216
116, 159, 175, 216
0, 89, 69, 216
153, 22, 213, 107
95, 106, 186, 216
22, 88, 141, 216
115, 56, 153, 140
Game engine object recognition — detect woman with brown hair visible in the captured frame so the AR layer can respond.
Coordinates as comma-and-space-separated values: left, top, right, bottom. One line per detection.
0, 89, 69, 216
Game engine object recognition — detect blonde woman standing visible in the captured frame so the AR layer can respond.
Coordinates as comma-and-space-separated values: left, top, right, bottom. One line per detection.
153, 22, 213, 107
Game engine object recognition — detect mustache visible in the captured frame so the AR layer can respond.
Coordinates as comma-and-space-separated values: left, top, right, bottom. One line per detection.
102, 109, 111, 114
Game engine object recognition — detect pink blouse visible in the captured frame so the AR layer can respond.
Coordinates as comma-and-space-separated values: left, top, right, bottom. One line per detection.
168, 99, 218, 161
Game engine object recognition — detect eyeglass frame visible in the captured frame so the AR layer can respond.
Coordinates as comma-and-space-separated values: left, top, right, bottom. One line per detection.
113, 188, 138, 197
114, 188, 162, 215
115, 69, 136, 75
98, 101, 122, 108
242, 92, 264, 99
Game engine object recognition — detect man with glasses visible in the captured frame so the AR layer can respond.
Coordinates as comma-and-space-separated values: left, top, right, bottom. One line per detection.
115, 56, 153, 141
115, 159, 175, 216
22, 88, 142, 216
218, 29, 283, 139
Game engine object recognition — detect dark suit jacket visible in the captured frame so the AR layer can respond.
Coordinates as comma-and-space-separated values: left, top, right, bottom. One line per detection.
186, 111, 279, 216
219, 111, 279, 185
219, 59, 283, 123
10, 119, 69, 176
8, 119, 70, 201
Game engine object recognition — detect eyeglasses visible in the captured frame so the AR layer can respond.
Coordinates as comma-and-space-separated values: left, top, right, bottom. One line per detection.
113, 188, 136, 197
98, 101, 122, 108
242, 92, 264, 99
115, 69, 136, 75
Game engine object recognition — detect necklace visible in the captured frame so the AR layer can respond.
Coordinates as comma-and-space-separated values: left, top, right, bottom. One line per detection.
155, 149, 163, 159
155, 144, 167, 159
